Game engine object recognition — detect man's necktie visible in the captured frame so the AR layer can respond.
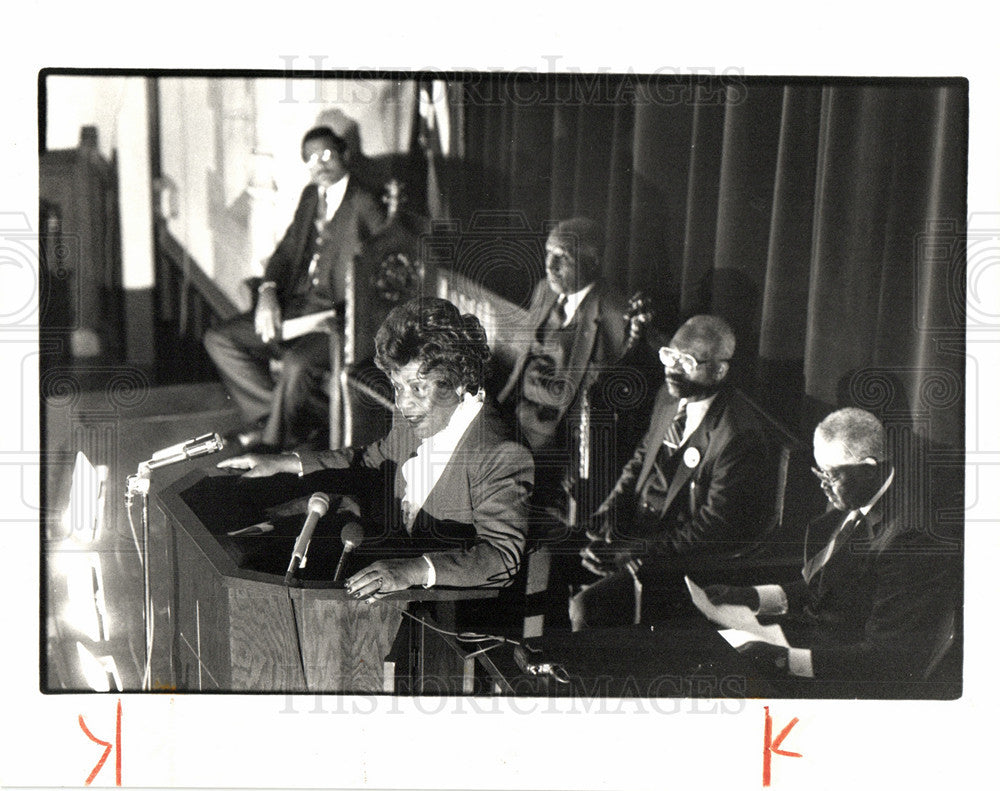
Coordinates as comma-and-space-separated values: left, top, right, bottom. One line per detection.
551, 294, 568, 327
542, 294, 568, 342
663, 402, 687, 451
803, 511, 864, 583
307, 189, 330, 282
317, 187, 328, 222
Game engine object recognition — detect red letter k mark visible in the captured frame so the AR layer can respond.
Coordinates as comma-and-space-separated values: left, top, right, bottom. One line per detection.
763, 705, 801, 786
78, 699, 122, 785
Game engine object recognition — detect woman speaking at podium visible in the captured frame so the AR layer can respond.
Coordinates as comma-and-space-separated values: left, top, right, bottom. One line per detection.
219, 297, 534, 597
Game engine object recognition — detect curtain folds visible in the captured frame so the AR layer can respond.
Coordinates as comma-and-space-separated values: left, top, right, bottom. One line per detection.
455, 76, 966, 449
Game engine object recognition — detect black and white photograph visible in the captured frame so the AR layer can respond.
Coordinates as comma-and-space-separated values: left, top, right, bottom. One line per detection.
4, 4, 999, 789
38, 68, 967, 699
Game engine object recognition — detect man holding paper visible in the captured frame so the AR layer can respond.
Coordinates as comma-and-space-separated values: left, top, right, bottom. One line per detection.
704, 407, 960, 687
204, 125, 384, 452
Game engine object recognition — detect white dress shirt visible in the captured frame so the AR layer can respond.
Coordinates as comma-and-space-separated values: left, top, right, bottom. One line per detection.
400, 390, 485, 587
559, 282, 596, 327
321, 175, 349, 221
676, 393, 717, 445
755, 468, 895, 676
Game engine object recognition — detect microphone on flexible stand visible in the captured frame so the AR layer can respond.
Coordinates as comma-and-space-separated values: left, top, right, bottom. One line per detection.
125, 431, 223, 692
284, 492, 331, 586
138, 433, 224, 472
333, 522, 364, 583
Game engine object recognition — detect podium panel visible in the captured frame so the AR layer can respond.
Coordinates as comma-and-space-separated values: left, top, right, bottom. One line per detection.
155, 469, 493, 693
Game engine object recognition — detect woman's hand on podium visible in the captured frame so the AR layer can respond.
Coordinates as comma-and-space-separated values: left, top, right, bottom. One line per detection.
217, 452, 302, 478
346, 558, 428, 601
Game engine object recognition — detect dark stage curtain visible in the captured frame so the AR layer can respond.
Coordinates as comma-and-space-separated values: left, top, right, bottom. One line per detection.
455, 76, 966, 452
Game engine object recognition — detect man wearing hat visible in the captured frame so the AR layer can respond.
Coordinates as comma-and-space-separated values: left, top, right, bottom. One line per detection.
205, 125, 384, 451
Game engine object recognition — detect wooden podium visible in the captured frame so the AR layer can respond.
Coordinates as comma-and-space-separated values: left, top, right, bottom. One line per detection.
153, 469, 494, 693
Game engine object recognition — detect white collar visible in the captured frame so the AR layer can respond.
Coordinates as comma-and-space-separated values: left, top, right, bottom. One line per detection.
677, 393, 717, 442
400, 391, 484, 524
559, 282, 596, 326
420, 389, 483, 451
858, 466, 895, 517
320, 175, 349, 220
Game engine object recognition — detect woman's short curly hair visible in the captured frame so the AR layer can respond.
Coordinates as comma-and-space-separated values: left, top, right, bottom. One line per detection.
374, 297, 491, 392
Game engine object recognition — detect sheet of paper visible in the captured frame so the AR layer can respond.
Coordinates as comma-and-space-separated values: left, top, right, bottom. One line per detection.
685, 576, 789, 647
281, 309, 337, 340
716, 624, 789, 649
719, 629, 765, 648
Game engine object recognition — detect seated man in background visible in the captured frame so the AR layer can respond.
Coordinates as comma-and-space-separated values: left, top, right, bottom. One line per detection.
498, 217, 638, 509
570, 314, 779, 629
205, 125, 384, 452
220, 297, 533, 593
705, 407, 960, 690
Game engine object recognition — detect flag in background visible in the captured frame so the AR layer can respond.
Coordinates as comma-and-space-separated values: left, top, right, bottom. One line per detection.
417, 79, 454, 220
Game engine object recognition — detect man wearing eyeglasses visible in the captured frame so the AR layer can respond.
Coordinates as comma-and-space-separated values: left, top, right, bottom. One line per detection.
569, 314, 779, 629
703, 408, 960, 691
204, 125, 384, 452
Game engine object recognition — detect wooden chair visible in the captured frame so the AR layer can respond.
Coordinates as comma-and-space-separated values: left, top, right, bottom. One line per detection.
688, 391, 822, 586
243, 177, 421, 451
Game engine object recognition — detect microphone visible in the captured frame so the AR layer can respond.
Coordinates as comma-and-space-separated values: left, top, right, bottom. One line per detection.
333, 521, 364, 582
140, 433, 224, 471
284, 492, 330, 586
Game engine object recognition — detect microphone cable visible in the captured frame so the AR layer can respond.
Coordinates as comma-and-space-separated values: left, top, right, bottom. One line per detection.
367, 597, 570, 683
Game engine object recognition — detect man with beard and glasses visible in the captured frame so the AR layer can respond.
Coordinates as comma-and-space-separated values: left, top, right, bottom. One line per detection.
569, 315, 780, 629
702, 408, 961, 693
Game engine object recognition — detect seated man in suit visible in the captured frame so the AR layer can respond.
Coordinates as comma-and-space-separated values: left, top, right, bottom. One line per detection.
219, 297, 534, 593
570, 315, 779, 629
497, 217, 638, 509
705, 407, 961, 689
204, 125, 384, 452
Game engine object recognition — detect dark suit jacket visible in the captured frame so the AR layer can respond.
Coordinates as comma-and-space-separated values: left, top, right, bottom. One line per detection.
297, 405, 533, 589
498, 278, 629, 426
777, 489, 961, 682
263, 180, 384, 317
601, 384, 779, 560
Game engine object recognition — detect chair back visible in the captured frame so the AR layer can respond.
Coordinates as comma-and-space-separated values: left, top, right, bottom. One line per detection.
691, 392, 824, 584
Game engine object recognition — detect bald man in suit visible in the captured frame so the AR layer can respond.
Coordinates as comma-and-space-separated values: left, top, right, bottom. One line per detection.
704, 408, 961, 692
570, 315, 780, 629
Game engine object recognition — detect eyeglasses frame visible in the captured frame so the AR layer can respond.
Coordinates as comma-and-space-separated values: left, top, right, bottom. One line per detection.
658, 346, 731, 375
